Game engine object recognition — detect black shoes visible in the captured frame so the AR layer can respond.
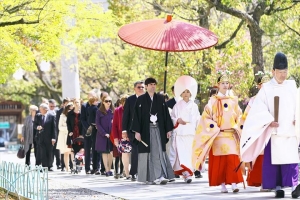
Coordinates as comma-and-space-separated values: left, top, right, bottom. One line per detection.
61, 168, 65, 172
95, 171, 101, 175
114, 174, 120, 179
57, 165, 62, 170
48, 168, 54, 172
194, 170, 203, 178
168, 178, 175, 182
106, 171, 113, 177
275, 190, 285, 198
292, 184, 300, 199
131, 175, 137, 181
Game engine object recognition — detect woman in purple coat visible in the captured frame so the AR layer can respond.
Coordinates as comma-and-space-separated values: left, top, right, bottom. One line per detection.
96, 95, 114, 176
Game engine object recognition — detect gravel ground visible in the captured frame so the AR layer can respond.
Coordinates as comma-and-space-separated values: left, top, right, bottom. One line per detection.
0, 189, 17, 200
48, 178, 125, 200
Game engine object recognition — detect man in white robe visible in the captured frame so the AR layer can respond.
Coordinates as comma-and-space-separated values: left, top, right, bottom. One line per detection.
240, 52, 300, 198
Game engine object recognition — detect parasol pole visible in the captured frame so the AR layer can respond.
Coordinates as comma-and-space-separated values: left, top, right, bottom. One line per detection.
164, 51, 169, 93
163, 15, 172, 94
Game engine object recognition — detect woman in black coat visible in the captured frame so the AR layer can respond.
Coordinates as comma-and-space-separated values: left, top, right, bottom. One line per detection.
66, 99, 82, 147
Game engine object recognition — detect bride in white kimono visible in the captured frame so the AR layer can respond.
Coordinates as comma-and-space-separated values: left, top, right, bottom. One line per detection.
169, 75, 200, 183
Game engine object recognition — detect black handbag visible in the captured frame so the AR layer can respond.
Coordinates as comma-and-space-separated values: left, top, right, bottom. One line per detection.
17, 145, 25, 159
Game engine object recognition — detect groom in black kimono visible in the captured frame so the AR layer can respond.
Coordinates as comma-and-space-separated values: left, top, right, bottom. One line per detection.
131, 77, 175, 185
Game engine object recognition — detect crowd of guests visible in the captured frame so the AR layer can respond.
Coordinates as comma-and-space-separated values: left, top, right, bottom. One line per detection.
21, 78, 204, 183
21, 81, 145, 180
22, 98, 82, 171
20, 52, 300, 199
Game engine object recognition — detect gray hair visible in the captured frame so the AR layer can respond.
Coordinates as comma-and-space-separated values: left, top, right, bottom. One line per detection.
88, 90, 97, 96
134, 81, 144, 87
29, 105, 38, 111
39, 103, 49, 110
48, 99, 56, 104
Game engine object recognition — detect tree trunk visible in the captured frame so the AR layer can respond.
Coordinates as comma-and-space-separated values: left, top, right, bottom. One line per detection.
198, 7, 212, 112
249, 27, 264, 96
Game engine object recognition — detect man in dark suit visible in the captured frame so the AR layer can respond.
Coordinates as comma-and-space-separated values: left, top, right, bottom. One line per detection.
34, 103, 57, 171
81, 91, 96, 174
49, 99, 61, 169
166, 86, 176, 109
122, 81, 145, 181
81, 91, 108, 175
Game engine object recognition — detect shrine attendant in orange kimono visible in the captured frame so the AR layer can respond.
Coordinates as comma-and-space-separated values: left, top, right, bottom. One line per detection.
240, 75, 271, 190
192, 74, 243, 193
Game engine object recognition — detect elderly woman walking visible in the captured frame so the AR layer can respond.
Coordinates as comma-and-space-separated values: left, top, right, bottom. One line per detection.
21, 105, 38, 166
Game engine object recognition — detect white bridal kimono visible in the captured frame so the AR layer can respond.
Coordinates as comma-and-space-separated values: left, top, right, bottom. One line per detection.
169, 99, 200, 173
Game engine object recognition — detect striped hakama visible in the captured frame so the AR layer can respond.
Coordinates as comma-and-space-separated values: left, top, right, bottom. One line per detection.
138, 123, 175, 183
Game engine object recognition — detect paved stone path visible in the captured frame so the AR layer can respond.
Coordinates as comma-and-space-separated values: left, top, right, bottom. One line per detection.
1, 149, 297, 200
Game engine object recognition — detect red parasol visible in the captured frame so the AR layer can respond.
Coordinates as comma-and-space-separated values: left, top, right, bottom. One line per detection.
118, 15, 218, 92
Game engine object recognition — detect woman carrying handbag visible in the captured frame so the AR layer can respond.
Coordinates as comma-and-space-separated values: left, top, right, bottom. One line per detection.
21, 105, 38, 164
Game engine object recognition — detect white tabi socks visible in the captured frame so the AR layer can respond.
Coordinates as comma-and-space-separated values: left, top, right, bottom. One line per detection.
232, 183, 239, 193
221, 183, 228, 193
276, 186, 282, 191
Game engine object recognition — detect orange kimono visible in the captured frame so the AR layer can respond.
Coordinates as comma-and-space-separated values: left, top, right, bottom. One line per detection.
192, 92, 243, 186
240, 96, 263, 187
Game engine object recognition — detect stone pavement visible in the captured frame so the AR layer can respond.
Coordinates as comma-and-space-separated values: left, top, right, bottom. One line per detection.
48, 170, 291, 200
0, 149, 297, 200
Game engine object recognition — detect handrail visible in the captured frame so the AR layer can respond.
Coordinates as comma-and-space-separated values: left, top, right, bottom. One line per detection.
0, 161, 48, 200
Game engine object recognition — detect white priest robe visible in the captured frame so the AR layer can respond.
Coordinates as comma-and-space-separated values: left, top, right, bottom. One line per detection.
240, 78, 300, 164
169, 99, 200, 174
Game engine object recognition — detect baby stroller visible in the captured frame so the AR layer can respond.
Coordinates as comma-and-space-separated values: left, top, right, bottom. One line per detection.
71, 136, 85, 174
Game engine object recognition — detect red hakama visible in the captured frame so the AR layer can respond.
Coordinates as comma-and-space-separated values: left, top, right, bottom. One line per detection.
208, 149, 244, 186
247, 155, 263, 187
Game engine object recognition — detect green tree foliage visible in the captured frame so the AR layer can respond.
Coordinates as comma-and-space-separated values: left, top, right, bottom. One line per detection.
1, 0, 299, 110
0, 0, 114, 103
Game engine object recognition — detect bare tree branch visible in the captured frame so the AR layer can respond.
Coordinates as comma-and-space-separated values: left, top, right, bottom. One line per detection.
0, 0, 49, 27
264, 29, 289, 37
1, 91, 35, 96
35, 60, 62, 94
145, 1, 173, 15
23, 7, 43, 11
0, 18, 39, 27
215, 20, 244, 49
4, 1, 34, 14
38, 0, 50, 19
269, 3, 297, 14
276, 16, 300, 37
206, 0, 263, 35
172, 11, 205, 22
